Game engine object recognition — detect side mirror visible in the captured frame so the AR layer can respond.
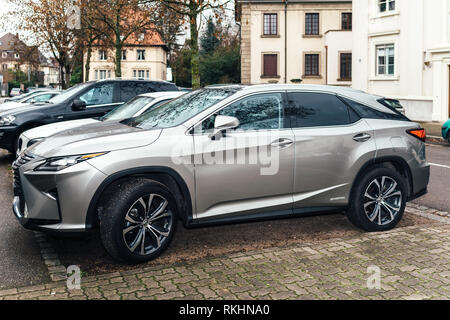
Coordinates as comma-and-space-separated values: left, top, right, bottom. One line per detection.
29, 99, 36, 104
71, 99, 87, 111
208, 115, 240, 140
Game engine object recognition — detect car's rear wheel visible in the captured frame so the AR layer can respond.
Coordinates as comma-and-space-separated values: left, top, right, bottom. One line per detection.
99, 178, 178, 264
347, 167, 407, 232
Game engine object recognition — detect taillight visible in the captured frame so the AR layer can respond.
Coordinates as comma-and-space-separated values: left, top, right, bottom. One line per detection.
407, 128, 426, 142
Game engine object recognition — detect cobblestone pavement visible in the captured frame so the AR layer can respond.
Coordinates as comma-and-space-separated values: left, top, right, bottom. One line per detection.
0, 222, 449, 300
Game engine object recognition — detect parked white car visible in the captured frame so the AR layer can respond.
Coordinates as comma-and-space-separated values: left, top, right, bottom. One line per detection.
0, 91, 60, 112
17, 91, 184, 156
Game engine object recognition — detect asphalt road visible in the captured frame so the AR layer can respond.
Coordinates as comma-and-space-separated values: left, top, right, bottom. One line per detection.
0, 150, 49, 290
412, 143, 450, 211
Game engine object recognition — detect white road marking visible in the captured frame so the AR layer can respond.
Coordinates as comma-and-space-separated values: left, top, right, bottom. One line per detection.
429, 163, 450, 169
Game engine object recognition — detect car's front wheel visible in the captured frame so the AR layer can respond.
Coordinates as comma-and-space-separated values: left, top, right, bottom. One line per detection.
99, 178, 178, 264
347, 167, 407, 232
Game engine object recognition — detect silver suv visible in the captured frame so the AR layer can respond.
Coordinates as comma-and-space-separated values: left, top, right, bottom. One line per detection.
12, 85, 430, 263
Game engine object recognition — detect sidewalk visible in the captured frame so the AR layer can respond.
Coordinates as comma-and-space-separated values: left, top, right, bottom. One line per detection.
0, 222, 449, 300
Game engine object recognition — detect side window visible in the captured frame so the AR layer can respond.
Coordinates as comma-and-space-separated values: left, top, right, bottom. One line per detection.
79, 83, 114, 106
288, 92, 353, 128
120, 82, 137, 102
201, 93, 285, 132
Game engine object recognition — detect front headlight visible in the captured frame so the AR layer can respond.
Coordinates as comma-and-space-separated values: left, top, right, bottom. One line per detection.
35, 152, 108, 172
0, 115, 16, 126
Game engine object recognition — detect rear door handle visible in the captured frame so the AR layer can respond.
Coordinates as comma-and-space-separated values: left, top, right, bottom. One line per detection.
271, 138, 294, 148
353, 133, 372, 142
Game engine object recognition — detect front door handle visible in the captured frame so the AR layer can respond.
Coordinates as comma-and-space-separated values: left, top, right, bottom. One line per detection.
353, 133, 372, 142
271, 138, 294, 148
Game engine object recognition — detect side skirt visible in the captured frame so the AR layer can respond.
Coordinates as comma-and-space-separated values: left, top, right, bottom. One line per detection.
186, 206, 347, 229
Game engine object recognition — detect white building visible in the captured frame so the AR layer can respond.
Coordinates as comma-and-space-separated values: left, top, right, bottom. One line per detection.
352, 0, 450, 122
238, 0, 353, 86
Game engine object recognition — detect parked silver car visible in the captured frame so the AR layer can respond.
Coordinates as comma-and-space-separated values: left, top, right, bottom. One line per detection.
12, 84, 430, 263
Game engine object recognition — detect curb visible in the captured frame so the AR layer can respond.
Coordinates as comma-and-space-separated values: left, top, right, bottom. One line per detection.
33, 232, 67, 282
426, 135, 447, 145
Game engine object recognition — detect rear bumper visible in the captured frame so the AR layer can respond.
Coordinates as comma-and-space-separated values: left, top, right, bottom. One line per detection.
410, 162, 430, 199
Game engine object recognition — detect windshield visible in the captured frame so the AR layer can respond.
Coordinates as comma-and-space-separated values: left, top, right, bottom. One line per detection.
15, 91, 37, 101
48, 83, 91, 104
102, 96, 155, 121
122, 89, 236, 129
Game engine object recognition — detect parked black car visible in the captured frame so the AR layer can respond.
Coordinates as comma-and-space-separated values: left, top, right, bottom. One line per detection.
0, 79, 178, 153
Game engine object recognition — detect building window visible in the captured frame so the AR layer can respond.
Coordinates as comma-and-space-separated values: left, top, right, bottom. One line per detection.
304, 54, 320, 76
14, 53, 19, 59
262, 54, 277, 77
122, 50, 127, 60
2, 64, 7, 70
134, 69, 150, 79
340, 53, 352, 80
305, 13, 319, 35
376, 44, 395, 76
99, 50, 107, 61
2, 52, 6, 58
263, 13, 277, 35
137, 50, 145, 61
341, 13, 352, 30
379, 0, 395, 12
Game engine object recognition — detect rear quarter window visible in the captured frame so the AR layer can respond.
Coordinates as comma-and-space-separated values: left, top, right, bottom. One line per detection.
341, 97, 410, 122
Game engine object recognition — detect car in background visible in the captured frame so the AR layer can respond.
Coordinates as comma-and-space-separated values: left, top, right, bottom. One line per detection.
12, 84, 430, 263
0, 91, 61, 112
9, 88, 23, 97
442, 119, 450, 144
0, 79, 179, 153
3, 88, 58, 103
17, 91, 184, 155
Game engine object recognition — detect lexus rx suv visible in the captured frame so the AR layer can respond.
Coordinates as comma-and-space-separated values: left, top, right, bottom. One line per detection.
12, 85, 430, 263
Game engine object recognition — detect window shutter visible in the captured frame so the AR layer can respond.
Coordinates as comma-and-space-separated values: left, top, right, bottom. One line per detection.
263, 54, 277, 77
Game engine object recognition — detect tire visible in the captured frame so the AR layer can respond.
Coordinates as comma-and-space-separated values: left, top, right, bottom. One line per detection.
99, 178, 178, 264
347, 166, 407, 232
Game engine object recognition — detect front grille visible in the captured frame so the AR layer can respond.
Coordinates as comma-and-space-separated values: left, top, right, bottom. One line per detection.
12, 152, 35, 197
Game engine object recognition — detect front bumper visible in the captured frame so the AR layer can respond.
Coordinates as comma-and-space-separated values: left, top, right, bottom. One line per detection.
0, 126, 18, 151
12, 153, 107, 233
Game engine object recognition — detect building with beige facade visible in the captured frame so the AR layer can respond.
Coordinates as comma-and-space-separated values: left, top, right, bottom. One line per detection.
83, 29, 168, 82
352, 0, 450, 122
237, 0, 352, 85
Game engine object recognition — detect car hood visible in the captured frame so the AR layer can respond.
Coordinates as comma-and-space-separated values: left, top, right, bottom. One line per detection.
0, 102, 50, 117
22, 118, 100, 140
0, 101, 22, 112
28, 121, 162, 158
